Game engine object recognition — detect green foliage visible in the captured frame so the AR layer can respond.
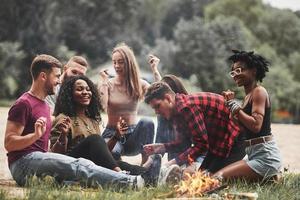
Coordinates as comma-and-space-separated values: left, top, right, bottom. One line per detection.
171, 16, 251, 92
287, 52, 300, 82
1, 0, 300, 122
160, 0, 213, 39
256, 8, 300, 57
205, 0, 265, 30
0, 42, 25, 98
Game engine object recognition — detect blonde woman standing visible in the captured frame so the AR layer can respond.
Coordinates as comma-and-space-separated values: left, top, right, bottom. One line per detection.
98, 43, 154, 164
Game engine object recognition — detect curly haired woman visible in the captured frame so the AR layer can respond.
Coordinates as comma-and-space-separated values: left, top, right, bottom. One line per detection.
214, 50, 282, 181
50, 75, 151, 175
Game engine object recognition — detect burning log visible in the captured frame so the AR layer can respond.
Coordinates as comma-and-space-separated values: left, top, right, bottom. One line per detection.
174, 171, 221, 197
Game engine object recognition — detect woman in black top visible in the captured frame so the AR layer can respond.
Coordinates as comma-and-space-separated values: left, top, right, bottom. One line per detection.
214, 50, 282, 181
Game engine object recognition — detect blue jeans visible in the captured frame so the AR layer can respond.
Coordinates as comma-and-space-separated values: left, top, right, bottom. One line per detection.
9, 151, 136, 187
102, 118, 154, 159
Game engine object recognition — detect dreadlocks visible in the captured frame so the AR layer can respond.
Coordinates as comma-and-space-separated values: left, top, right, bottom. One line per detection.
228, 50, 270, 82
54, 75, 102, 122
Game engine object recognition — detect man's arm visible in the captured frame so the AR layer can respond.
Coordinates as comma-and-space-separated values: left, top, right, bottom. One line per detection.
173, 108, 209, 165
5, 118, 46, 152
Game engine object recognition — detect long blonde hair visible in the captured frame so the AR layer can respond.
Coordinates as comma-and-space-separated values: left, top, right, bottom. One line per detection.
112, 43, 143, 100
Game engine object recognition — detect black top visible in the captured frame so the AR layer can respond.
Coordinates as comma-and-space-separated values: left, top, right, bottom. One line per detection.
242, 100, 272, 140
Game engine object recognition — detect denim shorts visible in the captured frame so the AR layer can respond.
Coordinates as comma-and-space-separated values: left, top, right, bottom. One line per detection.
245, 140, 282, 179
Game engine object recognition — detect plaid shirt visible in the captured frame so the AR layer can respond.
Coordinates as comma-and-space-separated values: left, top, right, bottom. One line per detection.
164, 93, 240, 165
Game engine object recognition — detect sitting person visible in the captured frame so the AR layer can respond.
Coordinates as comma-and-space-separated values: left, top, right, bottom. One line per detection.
213, 50, 282, 181
98, 43, 155, 164
5, 54, 161, 188
51, 75, 155, 175
143, 82, 245, 174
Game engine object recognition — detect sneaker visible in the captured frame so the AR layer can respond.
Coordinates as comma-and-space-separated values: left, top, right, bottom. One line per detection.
158, 164, 182, 186
141, 154, 162, 186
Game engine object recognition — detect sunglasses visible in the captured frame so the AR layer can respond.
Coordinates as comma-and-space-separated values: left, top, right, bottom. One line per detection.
229, 67, 243, 77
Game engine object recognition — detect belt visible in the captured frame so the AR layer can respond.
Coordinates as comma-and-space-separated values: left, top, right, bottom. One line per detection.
244, 135, 273, 147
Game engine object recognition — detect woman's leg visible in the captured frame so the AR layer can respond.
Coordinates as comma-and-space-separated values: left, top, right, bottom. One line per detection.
69, 134, 120, 171
123, 118, 155, 164
102, 128, 123, 161
213, 160, 262, 181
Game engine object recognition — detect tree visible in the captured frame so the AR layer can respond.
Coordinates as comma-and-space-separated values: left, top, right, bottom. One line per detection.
0, 42, 25, 98
161, 0, 213, 39
171, 16, 251, 92
205, 0, 300, 58
255, 8, 300, 57
287, 52, 300, 82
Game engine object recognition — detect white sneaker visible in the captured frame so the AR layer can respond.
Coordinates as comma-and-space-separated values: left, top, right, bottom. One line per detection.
158, 164, 182, 186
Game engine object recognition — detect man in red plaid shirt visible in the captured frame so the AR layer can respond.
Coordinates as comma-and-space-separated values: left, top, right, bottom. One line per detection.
143, 82, 245, 173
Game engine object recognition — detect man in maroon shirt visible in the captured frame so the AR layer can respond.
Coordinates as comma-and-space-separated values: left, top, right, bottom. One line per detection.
144, 82, 245, 173
5, 54, 162, 188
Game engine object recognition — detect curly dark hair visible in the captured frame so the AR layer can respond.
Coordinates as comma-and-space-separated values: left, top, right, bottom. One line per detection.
228, 50, 270, 82
54, 75, 102, 122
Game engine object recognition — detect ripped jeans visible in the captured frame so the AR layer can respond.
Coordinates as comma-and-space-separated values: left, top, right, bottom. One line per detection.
9, 151, 137, 187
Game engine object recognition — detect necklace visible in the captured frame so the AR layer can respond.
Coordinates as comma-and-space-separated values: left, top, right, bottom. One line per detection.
74, 115, 94, 134
114, 83, 127, 93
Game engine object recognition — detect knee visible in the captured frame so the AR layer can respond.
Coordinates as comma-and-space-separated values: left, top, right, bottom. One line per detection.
86, 134, 106, 145
87, 134, 101, 140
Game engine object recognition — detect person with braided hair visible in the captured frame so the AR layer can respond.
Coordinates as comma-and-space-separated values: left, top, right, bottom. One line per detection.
214, 50, 282, 181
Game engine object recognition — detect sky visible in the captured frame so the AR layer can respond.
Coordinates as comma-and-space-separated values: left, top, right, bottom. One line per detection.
263, 0, 300, 11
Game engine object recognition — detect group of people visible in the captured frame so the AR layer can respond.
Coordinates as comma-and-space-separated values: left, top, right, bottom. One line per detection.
4, 43, 282, 189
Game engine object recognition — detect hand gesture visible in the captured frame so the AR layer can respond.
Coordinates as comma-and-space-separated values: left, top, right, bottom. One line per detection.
34, 117, 47, 139
56, 116, 71, 136
99, 68, 110, 83
148, 54, 160, 71
222, 89, 235, 101
143, 143, 165, 156
116, 117, 128, 138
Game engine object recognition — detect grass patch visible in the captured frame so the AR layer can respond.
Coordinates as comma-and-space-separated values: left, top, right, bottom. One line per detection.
0, 173, 299, 200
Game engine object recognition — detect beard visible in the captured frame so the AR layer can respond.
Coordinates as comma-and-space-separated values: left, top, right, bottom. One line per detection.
45, 80, 56, 95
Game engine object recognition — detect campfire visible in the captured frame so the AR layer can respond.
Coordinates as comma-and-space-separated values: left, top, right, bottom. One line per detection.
174, 170, 221, 197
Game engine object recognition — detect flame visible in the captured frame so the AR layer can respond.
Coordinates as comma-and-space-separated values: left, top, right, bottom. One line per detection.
174, 170, 220, 197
